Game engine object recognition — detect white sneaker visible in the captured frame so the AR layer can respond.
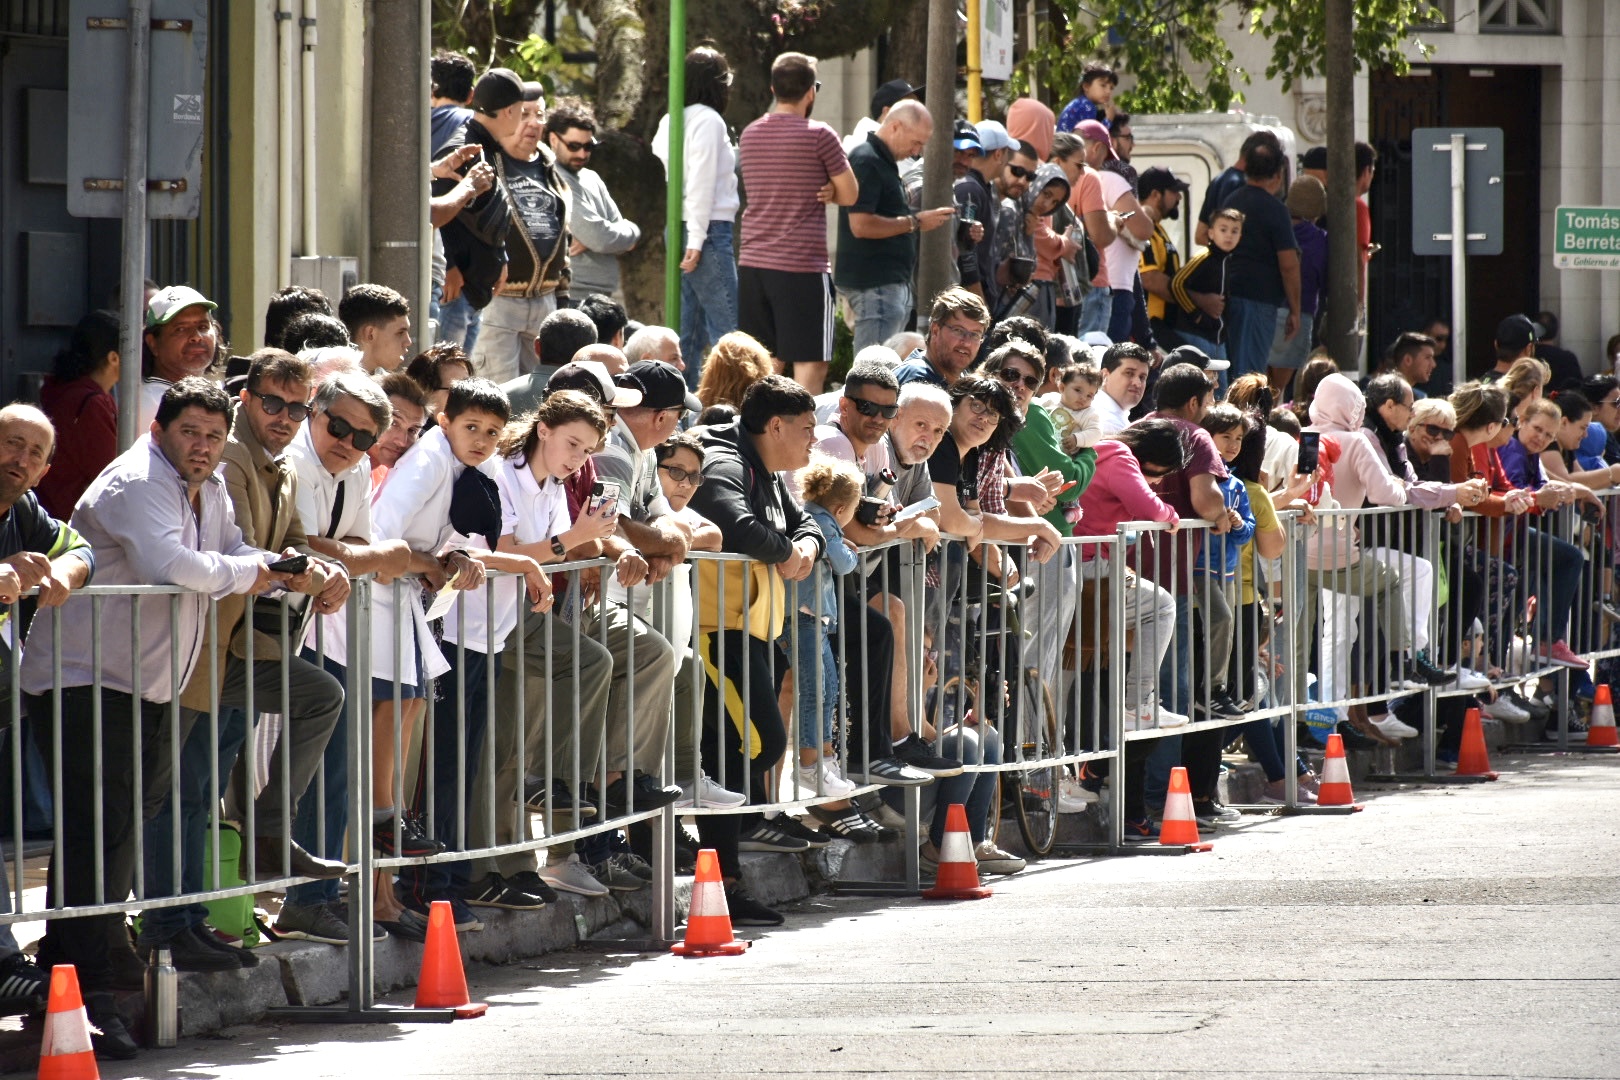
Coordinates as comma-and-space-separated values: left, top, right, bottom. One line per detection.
796, 760, 856, 798
538, 853, 609, 898
1155, 702, 1191, 728
673, 772, 747, 809
1455, 667, 1491, 691
1481, 695, 1531, 722
1371, 715, 1419, 739
973, 839, 1025, 875
1058, 776, 1098, 813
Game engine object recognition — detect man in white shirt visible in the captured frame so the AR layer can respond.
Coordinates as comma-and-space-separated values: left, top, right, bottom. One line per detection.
1095, 342, 1153, 435
137, 286, 220, 431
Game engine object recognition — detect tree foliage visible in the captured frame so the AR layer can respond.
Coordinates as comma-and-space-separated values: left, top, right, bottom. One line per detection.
1019, 0, 1441, 113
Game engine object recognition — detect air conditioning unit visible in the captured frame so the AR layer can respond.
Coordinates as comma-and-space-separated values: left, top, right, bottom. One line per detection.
288, 256, 359, 300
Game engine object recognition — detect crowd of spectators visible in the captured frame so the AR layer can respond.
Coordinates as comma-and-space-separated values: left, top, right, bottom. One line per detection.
7, 45, 1620, 1063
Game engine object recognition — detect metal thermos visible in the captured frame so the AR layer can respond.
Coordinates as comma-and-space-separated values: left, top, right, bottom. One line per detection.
145, 946, 178, 1048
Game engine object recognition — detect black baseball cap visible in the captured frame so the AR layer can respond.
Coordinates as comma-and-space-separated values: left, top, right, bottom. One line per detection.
1166, 343, 1230, 373
472, 68, 543, 115
1138, 166, 1190, 198
871, 79, 923, 118
952, 119, 983, 152
1495, 314, 1545, 351
625, 360, 702, 413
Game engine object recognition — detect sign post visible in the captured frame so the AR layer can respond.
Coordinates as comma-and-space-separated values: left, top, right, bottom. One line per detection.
1552, 207, 1620, 270
1411, 127, 1503, 389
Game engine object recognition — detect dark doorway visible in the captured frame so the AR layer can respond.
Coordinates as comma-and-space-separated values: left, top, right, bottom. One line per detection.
1368, 64, 1541, 382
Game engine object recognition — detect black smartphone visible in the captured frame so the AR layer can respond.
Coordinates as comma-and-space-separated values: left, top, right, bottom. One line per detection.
1297, 431, 1320, 474
266, 554, 309, 575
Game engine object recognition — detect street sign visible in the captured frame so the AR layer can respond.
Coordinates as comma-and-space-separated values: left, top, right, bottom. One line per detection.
66, 0, 208, 220
1553, 206, 1620, 270
1410, 127, 1503, 257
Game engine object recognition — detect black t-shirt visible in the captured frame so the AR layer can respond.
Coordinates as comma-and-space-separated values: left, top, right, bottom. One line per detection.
1221, 182, 1298, 306
502, 153, 564, 286
953, 170, 999, 308
928, 432, 981, 507
834, 134, 915, 291
1198, 166, 1245, 226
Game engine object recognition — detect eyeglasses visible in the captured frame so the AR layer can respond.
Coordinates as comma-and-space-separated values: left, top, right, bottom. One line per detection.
1141, 464, 1173, 479
847, 396, 899, 419
325, 414, 378, 451
996, 368, 1040, 391
1421, 423, 1456, 441
658, 463, 704, 486
561, 138, 599, 153
250, 391, 312, 422
938, 322, 985, 344
963, 395, 998, 419
1006, 164, 1033, 180
1601, 397, 1620, 408
814, 80, 822, 93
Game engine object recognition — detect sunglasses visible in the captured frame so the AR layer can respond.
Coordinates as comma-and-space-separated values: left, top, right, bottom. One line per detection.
1007, 164, 1033, 179
561, 138, 599, 153
326, 414, 378, 451
658, 463, 704, 486
250, 391, 312, 422
996, 368, 1040, 391
1141, 464, 1173, 479
847, 396, 899, 420
1421, 423, 1456, 441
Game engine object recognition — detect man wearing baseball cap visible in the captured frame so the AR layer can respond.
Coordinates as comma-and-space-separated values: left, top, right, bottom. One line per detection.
1078, 121, 1153, 343
139, 286, 219, 432
954, 120, 1016, 311
842, 79, 923, 156
1138, 166, 1192, 345
1484, 313, 1544, 382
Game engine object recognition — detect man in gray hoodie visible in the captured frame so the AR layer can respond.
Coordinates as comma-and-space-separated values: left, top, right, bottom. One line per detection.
545, 100, 640, 300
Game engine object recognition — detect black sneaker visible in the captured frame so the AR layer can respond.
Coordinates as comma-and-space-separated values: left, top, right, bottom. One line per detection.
673, 827, 700, 874
192, 923, 260, 967
524, 778, 598, 820
84, 990, 139, 1060
891, 733, 965, 777
0, 953, 48, 1015
602, 773, 683, 815
379, 906, 429, 943
769, 814, 831, 849
374, 813, 444, 858
464, 873, 547, 911
138, 927, 239, 973
851, 757, 932, 787
503, 870, 562, 905
1411, 652, 1456, 685
807, 804, 884, 844
737, 821, 811, 853
1203, 690, 1248, 720
723, 883, 783, 927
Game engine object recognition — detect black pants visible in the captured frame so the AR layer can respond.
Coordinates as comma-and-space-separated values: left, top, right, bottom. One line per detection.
696, 631, 788, 879
831, 599, 896, 771
28, 687, 173, 991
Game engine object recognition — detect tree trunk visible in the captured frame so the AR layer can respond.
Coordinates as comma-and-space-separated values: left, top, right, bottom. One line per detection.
1322, 0, 1360, 372
885, 1, 929, 89
916, 0, 959, 311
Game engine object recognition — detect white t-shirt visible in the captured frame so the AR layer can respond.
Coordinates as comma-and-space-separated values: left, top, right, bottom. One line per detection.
1093, 388, 1133, 437
1097, 170, 1138, 291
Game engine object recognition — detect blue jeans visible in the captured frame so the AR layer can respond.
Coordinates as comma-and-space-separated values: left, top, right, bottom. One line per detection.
680, 221, 738, 390
140, 707, 250, 942
1224, 296, 1282, 379
1146, 597, 1195, 808
285, 651, 350, 909
890, 723, 1002, 845
1107, 288, 1135, 343
1526, 527, 1586, 645
784, 612, 838, 751
1077, 284, 1113, 336
840, 282, 912, 353
435, 290, 482, 353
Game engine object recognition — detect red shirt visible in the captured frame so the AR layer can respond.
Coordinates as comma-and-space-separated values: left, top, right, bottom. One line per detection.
737, 112, 850, 273
37, 376, 117, 520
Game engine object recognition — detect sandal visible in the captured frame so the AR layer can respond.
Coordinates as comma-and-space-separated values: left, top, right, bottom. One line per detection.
808, 805, 884, 844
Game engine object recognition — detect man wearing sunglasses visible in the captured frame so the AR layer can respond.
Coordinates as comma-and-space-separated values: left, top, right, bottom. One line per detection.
545, 100, 640, 303
954, 120, 1016, 311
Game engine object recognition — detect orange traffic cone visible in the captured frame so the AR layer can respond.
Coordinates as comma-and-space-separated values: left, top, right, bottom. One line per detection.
38, 965, 97, 1080
1158, 767, 1212, 851
1587, 684, 1618, 747
671, 848, 750, 956
922, 803, 993, 899
414, 900, 487, 1018
1455, 706, 1499, 780
1316, 733, 1362, 808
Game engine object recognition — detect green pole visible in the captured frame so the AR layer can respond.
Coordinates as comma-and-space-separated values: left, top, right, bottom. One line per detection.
664, 1, 686, 325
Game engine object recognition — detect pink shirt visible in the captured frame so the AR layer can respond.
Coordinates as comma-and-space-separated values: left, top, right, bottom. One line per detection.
1076, 441, 1179, 562
737, 112, 851, 273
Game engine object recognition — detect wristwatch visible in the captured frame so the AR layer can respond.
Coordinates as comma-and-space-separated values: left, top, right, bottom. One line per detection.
549, 535, 567, 558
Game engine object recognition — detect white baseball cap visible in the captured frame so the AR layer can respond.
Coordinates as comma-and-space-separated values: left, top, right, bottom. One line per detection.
145, 285, 216, 328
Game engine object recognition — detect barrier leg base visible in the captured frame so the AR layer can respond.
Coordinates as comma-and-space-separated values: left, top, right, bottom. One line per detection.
1500, 742, 1620, 754
1050, 842, 1200, 856
1365, 771, 1496, 784
576, 937, 676, 953
1277, 803, 1362, 814
267, 1005, 459, 1024
829, 880, 922, 896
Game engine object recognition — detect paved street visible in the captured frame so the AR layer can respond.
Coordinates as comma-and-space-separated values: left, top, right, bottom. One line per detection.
100, 752, 1620, 1079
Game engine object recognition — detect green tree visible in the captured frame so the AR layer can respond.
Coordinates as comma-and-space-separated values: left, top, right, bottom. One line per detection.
1020, 0, 1441, 113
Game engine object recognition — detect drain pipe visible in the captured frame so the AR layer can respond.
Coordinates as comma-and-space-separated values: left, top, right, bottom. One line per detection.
276, 0, 294, 282
301, 0, 318, 255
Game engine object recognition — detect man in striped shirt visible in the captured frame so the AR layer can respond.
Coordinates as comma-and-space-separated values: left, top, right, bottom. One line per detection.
737, 52, 856, 396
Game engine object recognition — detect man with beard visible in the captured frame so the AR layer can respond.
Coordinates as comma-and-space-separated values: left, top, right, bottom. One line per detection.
736, 52, 855, 394
894, 288, 991, 389
1138, 166, 1192, 348
138, 286, 220, 431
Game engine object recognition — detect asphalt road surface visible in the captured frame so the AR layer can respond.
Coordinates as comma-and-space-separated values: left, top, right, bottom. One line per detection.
100, 751, 1620, 1079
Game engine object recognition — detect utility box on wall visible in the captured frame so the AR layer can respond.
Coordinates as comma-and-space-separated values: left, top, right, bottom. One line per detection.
288, 256, 359, 301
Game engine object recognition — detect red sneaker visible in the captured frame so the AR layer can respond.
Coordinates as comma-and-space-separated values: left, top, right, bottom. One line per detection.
1537, 640, 1590, 670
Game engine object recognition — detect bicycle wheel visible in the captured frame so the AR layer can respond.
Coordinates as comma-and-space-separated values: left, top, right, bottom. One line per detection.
1013, 669, 1060, 858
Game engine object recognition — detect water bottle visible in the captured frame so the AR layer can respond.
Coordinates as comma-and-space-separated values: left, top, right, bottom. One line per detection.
145, 946, 178, 1048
